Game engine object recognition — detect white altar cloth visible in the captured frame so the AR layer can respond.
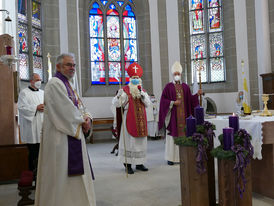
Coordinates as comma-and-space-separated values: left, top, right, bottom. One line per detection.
206, 115, 274, 160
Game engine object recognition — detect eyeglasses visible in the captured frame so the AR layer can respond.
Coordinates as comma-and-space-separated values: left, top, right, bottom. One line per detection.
63, 63, 76, 68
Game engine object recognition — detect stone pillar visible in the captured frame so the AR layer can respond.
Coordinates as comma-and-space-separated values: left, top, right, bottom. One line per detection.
59, 0, 69, 53
166, 0, 180, 82
149, 0, 162, 99
255, 0, 272, 109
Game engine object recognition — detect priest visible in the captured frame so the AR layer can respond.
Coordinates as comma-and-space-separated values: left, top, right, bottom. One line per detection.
35, 53, 96, 206
158, 61, 201, 165
18, 73, 44, 173
112, 63, 151, 174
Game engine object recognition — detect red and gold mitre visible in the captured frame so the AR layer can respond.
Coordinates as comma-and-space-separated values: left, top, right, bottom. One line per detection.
127, 63, 143, 78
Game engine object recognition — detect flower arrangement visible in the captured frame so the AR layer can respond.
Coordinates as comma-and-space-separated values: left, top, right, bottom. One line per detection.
174, 121, 216, 174
211, 129, 254, 198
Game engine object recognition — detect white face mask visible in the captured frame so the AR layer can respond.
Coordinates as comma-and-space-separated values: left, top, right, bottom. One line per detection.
174, 75, 181, 82
34, 81, 42, 89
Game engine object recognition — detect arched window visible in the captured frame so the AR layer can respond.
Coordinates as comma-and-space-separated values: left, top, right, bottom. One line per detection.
18, 0, 43, 81
89, 0, 137, 85
189, 0, 224, 83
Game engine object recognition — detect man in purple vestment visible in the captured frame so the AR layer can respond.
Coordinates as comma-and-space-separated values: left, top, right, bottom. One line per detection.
158, 61, 202, 165
35, 53, 96, 206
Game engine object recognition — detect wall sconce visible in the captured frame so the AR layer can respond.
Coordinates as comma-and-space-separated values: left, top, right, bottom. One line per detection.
0, 9, 12, 22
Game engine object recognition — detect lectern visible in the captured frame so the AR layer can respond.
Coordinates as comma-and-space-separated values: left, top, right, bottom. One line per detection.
0, 34, 28, 182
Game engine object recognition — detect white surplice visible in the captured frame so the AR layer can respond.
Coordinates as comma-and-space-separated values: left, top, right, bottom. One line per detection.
35, 77, 96, 206
146, 100, 159, 137
112, 90, 151, 165
164, 98, 179, 163
18, 87, 44, 143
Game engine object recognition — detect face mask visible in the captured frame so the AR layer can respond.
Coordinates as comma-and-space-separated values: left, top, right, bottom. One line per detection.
239, 95, 243, 100
174, 75, 181, 82
151, 98, 156, 102
131, 79, 140, 85
34, 81, 42, 89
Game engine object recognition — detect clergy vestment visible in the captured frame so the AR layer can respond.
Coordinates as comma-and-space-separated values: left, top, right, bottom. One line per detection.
159, 82, 199, 162
35, 76, 96, 206
112, 85, 151, 165
146, 99, 159, 137
18, 86, 44, 144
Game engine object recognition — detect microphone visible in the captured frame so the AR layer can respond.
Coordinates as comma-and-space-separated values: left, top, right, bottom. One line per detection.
138, 85, 142, 92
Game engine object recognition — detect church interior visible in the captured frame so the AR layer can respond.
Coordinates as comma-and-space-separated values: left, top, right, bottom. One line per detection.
1, 0, 274, 205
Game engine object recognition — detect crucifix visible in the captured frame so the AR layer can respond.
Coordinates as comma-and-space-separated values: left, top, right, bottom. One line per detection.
198, 60, 203, 106
133, 65, 138, 73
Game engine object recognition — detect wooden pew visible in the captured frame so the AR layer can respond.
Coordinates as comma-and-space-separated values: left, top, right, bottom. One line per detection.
90, 118, 114, 144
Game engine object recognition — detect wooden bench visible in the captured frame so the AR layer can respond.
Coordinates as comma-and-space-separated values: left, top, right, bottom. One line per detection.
91, 118, 114, 143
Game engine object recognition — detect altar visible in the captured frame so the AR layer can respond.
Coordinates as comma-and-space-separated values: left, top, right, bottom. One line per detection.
207, 115, 274, 199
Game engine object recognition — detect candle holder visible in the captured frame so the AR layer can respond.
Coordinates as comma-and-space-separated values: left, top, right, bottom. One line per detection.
260, 94, 272, 116
0, 55, 19, 68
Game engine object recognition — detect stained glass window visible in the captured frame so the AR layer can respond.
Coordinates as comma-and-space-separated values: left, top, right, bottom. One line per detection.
18, 24, 28, 53
90, 2, 105, 84
32, 28, 42, 56
18, 0, 44, 81
32, 1, 41, 27
33, 56, 43, 80
209, 33, 223, 57
89, 0, 138, 85
123, 4, 137, 84
192, 59, 207, 83
189, 0, 224, 83
19, 53, 29, 80
18, 0, 27, 22
191, 35, 206, 59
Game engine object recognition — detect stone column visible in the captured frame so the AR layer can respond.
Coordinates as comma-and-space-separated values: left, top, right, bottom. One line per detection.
59, 0, 69, 53
255, 0, 272, 109
149, 0, 162, 99
166, 0, 180, 82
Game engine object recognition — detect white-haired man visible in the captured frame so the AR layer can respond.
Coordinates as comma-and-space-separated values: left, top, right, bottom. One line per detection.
35, 53, 96, 206
112, 62, 151, 174
158, 61, 202, 165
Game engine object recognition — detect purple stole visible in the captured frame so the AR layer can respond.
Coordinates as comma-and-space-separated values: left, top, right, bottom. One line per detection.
55, 72, 94, 179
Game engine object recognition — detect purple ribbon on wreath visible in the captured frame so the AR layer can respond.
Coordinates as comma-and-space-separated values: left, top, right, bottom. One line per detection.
232, 129, 254, 198
192, 133, 208, 174
232, 144, 247, 198
203, 121, 215, 150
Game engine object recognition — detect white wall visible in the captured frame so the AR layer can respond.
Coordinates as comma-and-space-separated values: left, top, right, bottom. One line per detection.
1, 0, 17, 53
83, 97, 114, 118
206, 92, 238, 114
166, 0, 180, 82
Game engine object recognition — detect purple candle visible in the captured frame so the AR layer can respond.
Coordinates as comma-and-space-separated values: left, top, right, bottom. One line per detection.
194, 106, 204, 125
186, 115, 196, 137
223, 127, 234, 150
229, 114, 239, 133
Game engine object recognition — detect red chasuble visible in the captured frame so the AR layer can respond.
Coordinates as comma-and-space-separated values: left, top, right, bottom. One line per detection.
123, 86, 148, 137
